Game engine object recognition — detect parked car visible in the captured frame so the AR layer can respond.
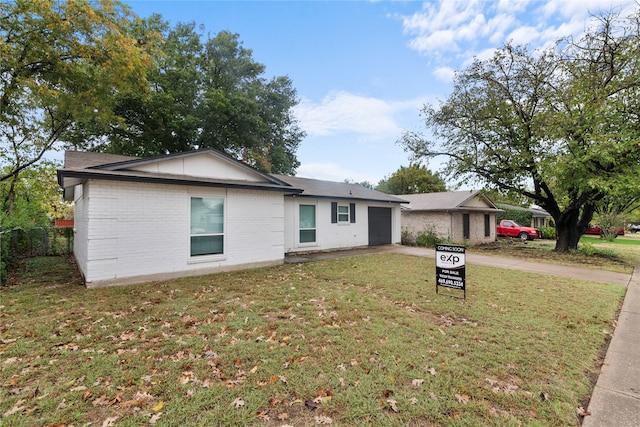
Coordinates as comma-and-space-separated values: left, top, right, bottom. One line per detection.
496, 220, 541, 241
584, 225, 625, 237
628, 224, 640, 233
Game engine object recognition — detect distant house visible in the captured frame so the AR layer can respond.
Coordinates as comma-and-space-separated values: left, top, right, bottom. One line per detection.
496, 203, 553, 228
400, 190, 502, 244
57, 149, 405, 288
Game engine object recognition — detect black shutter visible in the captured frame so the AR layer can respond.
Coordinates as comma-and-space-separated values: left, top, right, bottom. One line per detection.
350, 203, 356, 223
463, 213, 470, 239
484, 214, 491, 237
331, 202, 337, 223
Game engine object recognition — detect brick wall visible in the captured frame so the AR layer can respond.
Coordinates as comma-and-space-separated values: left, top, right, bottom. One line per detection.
79, 179, 285, 286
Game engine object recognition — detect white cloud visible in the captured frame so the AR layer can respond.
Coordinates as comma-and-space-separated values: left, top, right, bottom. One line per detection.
294, 91, 424, 139
433, 66, 456, 83
402, 0, 637, 69
296, 162, 379, 184
506, 25, 540, 45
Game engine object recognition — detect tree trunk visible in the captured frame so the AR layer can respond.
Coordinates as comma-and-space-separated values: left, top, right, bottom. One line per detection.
5, 173, 18, 216
554, 208, 582, 252
555, 222, 581, 252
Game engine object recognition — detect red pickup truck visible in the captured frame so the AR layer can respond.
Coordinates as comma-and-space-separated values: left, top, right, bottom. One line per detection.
496, 220, 541, 241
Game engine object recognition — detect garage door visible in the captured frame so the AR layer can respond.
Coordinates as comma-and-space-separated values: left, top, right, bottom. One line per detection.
368, 207, 392, 246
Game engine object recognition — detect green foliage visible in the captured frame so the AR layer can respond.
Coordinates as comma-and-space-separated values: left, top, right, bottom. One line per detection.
415, 229, 443, 247
93, 20, 304, 174
496, 206, 533, 226
539, 226, 557, 240
0, 0, 153, 214
376, 164, 447, 195
400, 8, 640, 252
577, 243, 618, 259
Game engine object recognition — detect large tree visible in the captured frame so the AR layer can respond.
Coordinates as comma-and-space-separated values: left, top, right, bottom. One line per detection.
94, 20, 305, 175
376, 164, 447, 195
0, 0, 153, 215
401, 8, 640, 252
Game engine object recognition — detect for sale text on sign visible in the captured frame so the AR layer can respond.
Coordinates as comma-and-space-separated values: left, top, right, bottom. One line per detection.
435, 244, 466, 293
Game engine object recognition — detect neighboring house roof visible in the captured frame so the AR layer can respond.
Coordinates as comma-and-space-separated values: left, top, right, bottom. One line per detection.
58, 149, 301, 201
273, 174, 407, 204
400, 190, 501, 212
496, 203, 551, 217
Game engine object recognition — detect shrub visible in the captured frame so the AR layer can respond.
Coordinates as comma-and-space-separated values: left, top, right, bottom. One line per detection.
539, 226, 556, 240
415, 229, 443, 248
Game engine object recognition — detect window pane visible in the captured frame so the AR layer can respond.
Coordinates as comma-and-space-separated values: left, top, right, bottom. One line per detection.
338, 205, 349, 222
191, 197, 224, 234
299, 205, 315, 229
191, 235, 223, 256
300, 229, 316, 243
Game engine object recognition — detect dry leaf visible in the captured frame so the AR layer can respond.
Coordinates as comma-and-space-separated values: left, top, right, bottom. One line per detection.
231, 397, 245, 408
409, 397, 418, 405
386, 399, 398, 412
455, 393, 470, 404
101, 416, 118, 427
278, 412, 289, 420
314, 415, 333, 424
152, 401, 164, 412
2, 399, 26, 417
577, 407, 591, 416
411, 379, 424, 387
149, 412, 162, 424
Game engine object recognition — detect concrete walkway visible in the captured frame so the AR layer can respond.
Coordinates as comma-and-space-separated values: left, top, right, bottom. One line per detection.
286, 244, 640, 426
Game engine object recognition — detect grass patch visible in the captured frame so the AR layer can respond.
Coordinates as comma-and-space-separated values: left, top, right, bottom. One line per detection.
471, 238, 640, 274
0, 254, 625, 426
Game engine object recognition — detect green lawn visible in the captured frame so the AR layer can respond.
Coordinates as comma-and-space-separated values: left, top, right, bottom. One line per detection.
0, 254, 625, 426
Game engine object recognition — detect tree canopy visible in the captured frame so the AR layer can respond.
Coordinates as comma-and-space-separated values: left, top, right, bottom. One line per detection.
376, 164, 447, 195
400, 8, 640, 252
0, 0, 153, 215
90, 19, 305, 175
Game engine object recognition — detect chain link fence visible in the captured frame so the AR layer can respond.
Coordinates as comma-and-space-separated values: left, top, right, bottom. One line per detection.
0, 227, 74, 285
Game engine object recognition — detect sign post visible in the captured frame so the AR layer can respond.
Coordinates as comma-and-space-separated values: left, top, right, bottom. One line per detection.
435, 244, 466, 299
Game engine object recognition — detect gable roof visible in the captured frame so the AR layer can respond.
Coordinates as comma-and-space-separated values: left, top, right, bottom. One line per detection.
272, 174, 407, 204
496, 203, 551, 218
58, 149, 300, 201
400, 190, 501, 212
57, 149, 405, 204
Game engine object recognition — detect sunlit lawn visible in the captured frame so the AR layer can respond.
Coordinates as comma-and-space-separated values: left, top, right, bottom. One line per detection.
470, 234, 640, 274
0, 253, 625, 426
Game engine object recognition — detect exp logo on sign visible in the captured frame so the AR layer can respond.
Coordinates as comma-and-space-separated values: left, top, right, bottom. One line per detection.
436, 252, 465, 269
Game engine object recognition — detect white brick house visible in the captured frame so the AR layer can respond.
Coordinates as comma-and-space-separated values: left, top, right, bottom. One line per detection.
58, 149, 405, 287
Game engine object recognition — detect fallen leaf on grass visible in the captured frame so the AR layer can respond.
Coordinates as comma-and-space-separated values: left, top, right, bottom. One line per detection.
386, 399, 398, 412
278, 412, 289, 420
577, 407, 591, 416
455, 393, 470, 404
3, 400, 26, 417
411, 379, 424, 387
149, 412, 162, 424
152, 401, 164, 412
314, 415, 333, 424
231, 397, 245, 408
101, 416, 118, 427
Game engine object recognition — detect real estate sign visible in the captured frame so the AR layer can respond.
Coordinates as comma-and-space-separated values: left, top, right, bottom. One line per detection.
435, 244, 466, 298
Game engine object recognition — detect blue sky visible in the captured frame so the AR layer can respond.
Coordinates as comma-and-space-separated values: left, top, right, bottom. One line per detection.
124, 0, 637, 186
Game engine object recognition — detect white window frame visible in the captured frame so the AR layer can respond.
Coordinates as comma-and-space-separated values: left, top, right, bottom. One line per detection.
337, 204, 350, 223
298, 203, 317, 246
189, 195, 226, 263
